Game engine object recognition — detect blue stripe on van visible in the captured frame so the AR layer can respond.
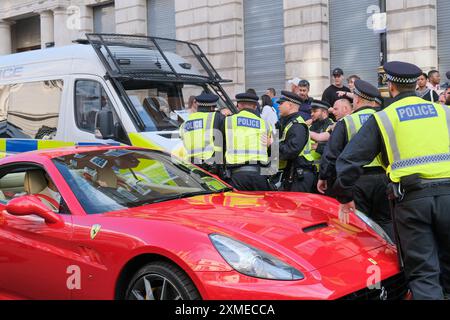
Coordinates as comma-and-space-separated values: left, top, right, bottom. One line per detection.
76, 142, 121, 147
6, 140, 38, 153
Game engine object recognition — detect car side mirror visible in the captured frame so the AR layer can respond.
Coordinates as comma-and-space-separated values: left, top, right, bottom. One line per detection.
6, 195, 63, 225
95, 110, 115, 140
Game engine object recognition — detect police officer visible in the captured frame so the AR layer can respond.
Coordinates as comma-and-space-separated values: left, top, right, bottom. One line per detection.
317, 80, 393, 238
180, 93, 225, 175
224, 92, 272, 191
310, 100, 334, 169
277, 91, 316, 193
333, 61, 450, 300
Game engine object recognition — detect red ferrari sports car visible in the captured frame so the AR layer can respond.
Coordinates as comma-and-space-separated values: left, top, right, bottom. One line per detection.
0, 146, 406, 300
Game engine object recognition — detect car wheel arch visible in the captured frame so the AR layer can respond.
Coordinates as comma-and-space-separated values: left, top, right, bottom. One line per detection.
114, 253, 207, 300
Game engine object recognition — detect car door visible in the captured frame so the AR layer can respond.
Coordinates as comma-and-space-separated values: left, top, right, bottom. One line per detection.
0, 163, 75, 299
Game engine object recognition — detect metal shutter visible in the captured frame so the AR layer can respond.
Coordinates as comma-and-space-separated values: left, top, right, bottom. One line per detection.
93, 4, 116, 33
329, 0, 380, 85
244, 0, 285, 96
437, 0, 450, 75
147, 0, 176, 39
13, 16, 41, 51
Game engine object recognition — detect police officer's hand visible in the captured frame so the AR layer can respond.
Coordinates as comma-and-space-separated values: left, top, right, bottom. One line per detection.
338, 201, 355, 225
305, 119, 313, 126
220, 108, 233, 117
310, 131, 319, 142
317, 179, 327, 194
261, 134, 273, 147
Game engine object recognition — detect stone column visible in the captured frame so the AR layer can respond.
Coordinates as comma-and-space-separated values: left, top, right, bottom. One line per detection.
175, 0, 245, 99
386, 0, 437, 71
115, 0, 147, 35
78, 5, 94, 38
0, 20, 12, 55
283, 0, 330, 98
40, 10, 54, 48
53, 7, 73, 46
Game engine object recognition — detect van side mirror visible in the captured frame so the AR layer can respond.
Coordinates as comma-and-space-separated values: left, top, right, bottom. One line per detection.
95, 110, 115, 140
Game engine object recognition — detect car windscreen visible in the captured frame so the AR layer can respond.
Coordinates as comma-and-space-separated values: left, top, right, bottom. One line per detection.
52, 149, 230, 214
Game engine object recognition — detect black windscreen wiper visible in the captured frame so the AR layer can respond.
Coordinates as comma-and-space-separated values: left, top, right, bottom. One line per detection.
150, 190, 222, 204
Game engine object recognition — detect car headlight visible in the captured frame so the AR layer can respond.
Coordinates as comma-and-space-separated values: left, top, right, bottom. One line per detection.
354, 210, 394, 246
209, 234, 304, 281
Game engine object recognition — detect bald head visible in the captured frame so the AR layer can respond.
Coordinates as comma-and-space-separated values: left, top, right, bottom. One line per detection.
332, 99, 353, 120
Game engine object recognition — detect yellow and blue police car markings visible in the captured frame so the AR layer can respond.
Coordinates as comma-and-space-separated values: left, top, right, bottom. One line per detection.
0, 139, 121, 155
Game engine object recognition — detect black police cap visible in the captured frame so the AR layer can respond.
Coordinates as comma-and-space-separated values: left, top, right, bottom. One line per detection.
310, 99, 331, 111
195, 93, 219, 108
276, 90, 302, 106
353, 79, 381, 102
236, 92, 259, 103
383, 61, 422, 84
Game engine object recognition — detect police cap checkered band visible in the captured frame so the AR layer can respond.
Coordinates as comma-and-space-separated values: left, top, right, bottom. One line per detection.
383, 61, 422, 84
311, 100, 331, 110
277, 90, 302, 105
195, 93, 219, 107
197, 101, 217, 107
385, 73, 419, 84
236, 92, 259, 103
283, 96, 301, 105
353, 87, 376, 101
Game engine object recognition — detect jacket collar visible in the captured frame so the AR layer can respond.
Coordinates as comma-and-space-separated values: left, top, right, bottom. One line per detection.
391, 91, 417, 104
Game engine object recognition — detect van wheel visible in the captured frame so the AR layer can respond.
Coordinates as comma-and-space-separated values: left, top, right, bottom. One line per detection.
125, 261, 201, 300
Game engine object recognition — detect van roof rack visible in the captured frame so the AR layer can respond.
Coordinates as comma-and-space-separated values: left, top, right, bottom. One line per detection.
85, 33, 231, 84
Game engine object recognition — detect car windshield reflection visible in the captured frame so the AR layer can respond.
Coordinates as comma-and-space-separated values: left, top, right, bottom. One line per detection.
53, 148, 230, 214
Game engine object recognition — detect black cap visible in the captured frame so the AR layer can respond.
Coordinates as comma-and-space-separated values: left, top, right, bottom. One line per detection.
236, 92, 259, 103
353, 79, 381, 102
310, 99, 331, 111
332, 67, 344, 76
195, 93, 219, 108
383, 61, 422, 84
446, 71, 450, 80
277, 90, 302, 106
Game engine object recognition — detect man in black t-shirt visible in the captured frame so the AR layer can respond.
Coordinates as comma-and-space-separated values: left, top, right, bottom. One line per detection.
322, 68, 352, 109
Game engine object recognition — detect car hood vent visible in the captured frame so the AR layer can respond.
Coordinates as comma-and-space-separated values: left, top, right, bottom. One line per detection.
303, 223, 329, 233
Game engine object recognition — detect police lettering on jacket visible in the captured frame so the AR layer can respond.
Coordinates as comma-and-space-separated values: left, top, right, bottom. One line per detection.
396, 104, 438, 121
359, 114, 372, 125
237, 117, 260, 129
184, 119, 204, 131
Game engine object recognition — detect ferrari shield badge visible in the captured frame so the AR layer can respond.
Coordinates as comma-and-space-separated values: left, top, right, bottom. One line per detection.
90, 224, 102, 240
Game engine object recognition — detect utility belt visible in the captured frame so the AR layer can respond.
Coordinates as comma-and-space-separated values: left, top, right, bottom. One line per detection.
362, 166, 385, 175
387, 174, 450, 201
230, 165, 261, 175
284, 164, 317, 185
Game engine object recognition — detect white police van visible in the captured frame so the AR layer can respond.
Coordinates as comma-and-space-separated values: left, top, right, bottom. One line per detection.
0, 33, 235, 155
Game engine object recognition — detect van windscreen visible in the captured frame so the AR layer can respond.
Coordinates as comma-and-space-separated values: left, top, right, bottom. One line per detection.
123, 82, 229, 132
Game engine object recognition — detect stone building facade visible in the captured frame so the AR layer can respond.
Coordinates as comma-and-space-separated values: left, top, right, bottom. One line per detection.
0, 0, 445, 98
